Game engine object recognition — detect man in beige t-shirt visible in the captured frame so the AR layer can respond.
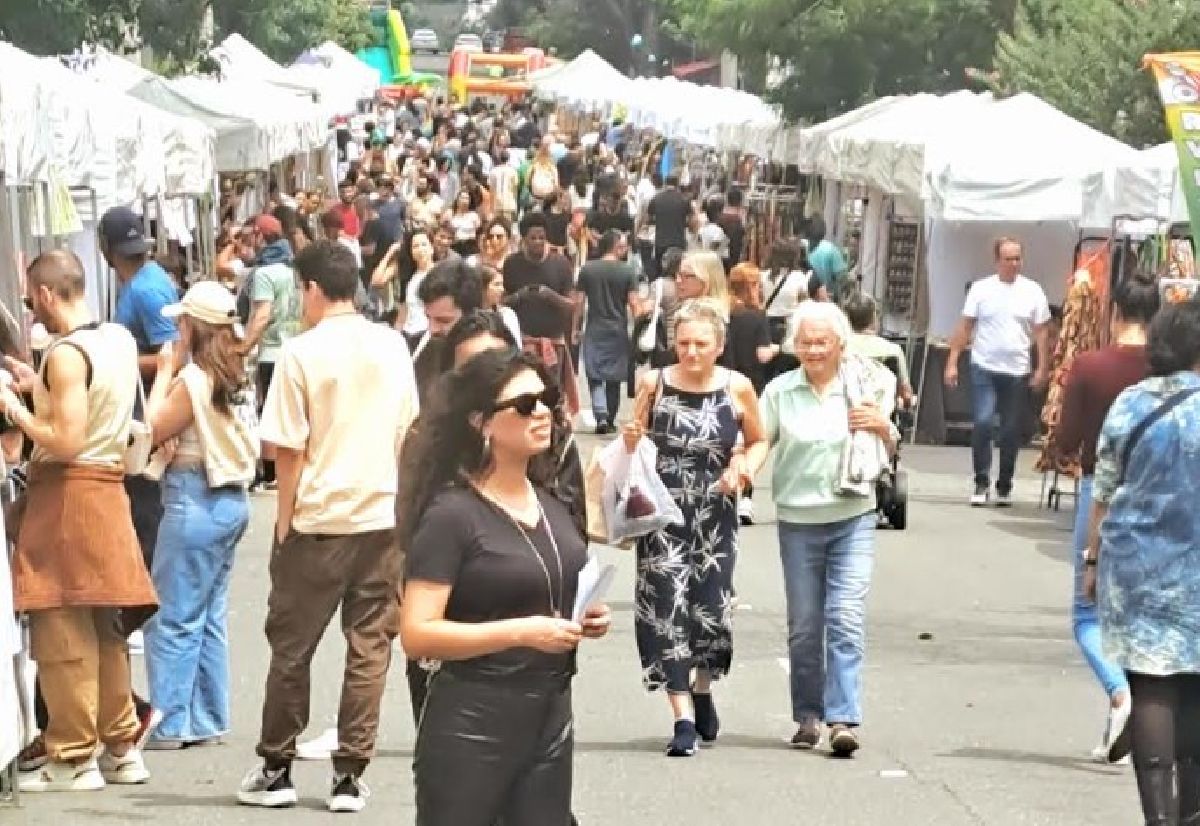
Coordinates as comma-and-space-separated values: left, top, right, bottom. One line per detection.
239, 241, 417, 814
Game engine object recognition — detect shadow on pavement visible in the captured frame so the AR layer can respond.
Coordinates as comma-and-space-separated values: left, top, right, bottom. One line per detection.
940, 746, 1126, 776
576, 733, 788, 753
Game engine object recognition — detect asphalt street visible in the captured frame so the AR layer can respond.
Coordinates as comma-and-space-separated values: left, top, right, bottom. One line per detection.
5, 443, 1141, 825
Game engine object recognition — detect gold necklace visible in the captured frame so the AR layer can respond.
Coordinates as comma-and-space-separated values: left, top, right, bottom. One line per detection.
473, 482, 565, 618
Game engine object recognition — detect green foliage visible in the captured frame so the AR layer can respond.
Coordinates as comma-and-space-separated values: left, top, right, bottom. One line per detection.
0, 0, 139, 55
671, 0, 1001, 123
992, 0, 1200, 147
326, 0, 377, 55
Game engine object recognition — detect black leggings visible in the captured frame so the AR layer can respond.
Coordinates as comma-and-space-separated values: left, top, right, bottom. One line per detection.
414, 668, 573, 826
1127, 671, 1200, 824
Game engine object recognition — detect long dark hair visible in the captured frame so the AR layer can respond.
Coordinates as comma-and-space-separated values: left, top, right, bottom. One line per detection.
187, 318, 248, 416
398, 348, 553, 546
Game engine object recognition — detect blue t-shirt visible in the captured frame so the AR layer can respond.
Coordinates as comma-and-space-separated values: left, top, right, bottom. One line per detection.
115, 261, 180, 352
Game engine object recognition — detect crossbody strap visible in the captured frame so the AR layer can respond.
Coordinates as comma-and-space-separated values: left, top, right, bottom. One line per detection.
765, 270, 791, 313
1117, 387, 1200, 485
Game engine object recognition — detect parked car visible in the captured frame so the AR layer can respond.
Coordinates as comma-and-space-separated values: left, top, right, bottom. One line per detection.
411, 29, 440, 54
454, 33, 484, 52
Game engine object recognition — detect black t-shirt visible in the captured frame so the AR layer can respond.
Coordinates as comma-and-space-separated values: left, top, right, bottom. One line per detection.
544, 211, 570, 247
720, 306, 771, 392
648, 188, 689, 250
359, 218, 394, 278
503, 251, 575, 339
577, 259, 635, 334
587, 209, 634, 258
718, 214, 746, 266
557, 155, 581, 189
406, 485, 588, 678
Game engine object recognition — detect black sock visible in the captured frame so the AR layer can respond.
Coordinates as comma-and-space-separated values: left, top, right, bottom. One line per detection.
263, 460, 276, 484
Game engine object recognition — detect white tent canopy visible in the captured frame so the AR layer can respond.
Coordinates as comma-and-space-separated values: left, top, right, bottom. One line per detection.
922, 94, 1147, 227
1111, 143, 1187, 225
290, 40, 379, 114
533, 49, 632, 112
0, 41, 169, 210
210, 32, 324, 108
126, 75, 325, 172
624, 76, 779, 148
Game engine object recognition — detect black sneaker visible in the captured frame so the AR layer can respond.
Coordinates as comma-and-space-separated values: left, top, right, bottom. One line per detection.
594, 421, 612, 436
790, 720, 820, 750
666, 720, 698, 757
237, 763, 297, 808
328, 772, 370, 813
994, 488, 1013, 508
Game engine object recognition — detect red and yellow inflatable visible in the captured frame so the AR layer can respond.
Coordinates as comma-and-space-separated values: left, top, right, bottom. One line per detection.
448, 48, 553, 103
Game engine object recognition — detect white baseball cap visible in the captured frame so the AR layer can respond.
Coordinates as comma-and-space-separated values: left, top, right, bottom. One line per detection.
162, 280, 240, 329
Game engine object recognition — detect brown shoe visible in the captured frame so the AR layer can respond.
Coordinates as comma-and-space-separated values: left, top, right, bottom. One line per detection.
789, 719, 820, 750
828, 724, 860, 757
18, 734, 47, 772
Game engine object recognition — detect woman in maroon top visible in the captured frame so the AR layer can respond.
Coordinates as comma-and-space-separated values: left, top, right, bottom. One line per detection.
1058, 270, 1158, 763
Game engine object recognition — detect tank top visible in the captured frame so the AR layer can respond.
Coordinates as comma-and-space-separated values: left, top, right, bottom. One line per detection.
173, 364, 259, 487
31, 323, 138, 466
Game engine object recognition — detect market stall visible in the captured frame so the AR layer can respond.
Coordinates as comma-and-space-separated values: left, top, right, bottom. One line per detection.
290, 40, 380, 117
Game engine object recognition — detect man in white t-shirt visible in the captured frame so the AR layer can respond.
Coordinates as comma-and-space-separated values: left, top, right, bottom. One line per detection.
945, 237, 1051, 507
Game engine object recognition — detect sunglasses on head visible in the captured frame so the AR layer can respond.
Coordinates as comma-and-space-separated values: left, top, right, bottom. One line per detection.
492, 386, 560, 417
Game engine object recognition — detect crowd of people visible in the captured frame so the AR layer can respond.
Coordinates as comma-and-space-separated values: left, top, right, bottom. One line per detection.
5, 92, 1199, 826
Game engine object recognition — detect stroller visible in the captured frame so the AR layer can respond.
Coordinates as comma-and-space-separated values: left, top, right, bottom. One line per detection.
874, 356, 909, 530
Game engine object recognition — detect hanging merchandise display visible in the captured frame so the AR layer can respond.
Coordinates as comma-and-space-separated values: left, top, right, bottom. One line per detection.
883, 221, 918, 318
1036, 243, 1110, 476
744, 185, 804, 266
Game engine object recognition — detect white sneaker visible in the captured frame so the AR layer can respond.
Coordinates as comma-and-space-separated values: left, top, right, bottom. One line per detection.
970, 484, 989, 507
1105, 693, 1133, 763
328, 773, 370, 813
127, 630, 145, 655
296, 727, 339, 761
237, 763, 298, 808
98, 747, 151, 784
19, 758, 106, 792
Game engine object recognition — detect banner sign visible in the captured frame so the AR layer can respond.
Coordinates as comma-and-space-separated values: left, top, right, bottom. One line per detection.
1144, 52, 1200, 245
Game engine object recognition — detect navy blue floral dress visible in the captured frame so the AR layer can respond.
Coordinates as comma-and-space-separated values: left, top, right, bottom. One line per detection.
635, 369, 741, 693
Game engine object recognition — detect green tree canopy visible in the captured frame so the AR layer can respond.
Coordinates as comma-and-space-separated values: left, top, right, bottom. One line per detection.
991, 0, 1200, 148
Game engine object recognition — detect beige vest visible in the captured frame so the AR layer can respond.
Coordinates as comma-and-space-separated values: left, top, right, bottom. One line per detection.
31, 323, 138, 466
173, 363, 259, 487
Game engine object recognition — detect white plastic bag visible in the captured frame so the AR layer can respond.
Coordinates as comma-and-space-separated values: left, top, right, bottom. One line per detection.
598, 436, 684, 543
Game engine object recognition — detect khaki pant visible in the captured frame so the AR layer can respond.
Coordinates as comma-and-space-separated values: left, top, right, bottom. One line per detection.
29, 607, 139, 763
256, 529, 398, 776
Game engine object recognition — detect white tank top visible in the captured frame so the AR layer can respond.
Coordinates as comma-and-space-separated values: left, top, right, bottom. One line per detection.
31, 323, 138, 466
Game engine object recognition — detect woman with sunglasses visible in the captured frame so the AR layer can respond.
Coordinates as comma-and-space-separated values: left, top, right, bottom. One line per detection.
473, 218, 513, 272
399, 348, 610, 826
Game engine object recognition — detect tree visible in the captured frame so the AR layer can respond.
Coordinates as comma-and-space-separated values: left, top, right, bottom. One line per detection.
327, 0, 377, 56
991, 0, 1200, 147
0, 0, 139, 56
670, 0, 1003, 123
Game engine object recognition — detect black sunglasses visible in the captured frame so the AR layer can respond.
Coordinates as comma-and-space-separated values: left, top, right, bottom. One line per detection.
23, 296, 33, 311
492, 386, 560, 417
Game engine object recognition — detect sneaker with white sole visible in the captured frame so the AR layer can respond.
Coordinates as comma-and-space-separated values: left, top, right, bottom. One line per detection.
17, 734, 47, 772
98, 747, 150, 784
328, 773, 370, 813
737, 496, 754, 526
1105, 693, 1133, 763
237, 763, 298, 808
994, 489, 1013, 508
20, 758, 106, 793
970, 484, 989, 507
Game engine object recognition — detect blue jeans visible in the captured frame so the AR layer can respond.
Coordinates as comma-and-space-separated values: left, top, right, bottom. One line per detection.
778, 514, 875, 726
144, 467, 249, 741
970, 364, 1026, 493
1071, 476, 1128, 699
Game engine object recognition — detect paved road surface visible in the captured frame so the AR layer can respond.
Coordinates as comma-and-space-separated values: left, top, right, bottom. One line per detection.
6, 444, 1140, 824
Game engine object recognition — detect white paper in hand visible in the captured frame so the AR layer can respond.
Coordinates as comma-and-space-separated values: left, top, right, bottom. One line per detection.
572, 555, 617, 623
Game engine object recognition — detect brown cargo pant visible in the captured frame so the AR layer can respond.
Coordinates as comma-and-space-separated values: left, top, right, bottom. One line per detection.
255, 529, 399, 777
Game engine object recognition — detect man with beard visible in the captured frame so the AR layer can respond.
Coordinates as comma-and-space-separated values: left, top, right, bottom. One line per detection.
408, 175, 444, 231
330, 181, 361, 239
6, 250, 156, 792
502, 212, 579, 415
408, 259, 484, 395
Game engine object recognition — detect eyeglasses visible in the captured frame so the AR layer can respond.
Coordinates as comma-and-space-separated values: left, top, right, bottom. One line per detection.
488, 232, 507, 240
22, 296, 33, 311
1001, 256, 1022, 262
492, 386, 560, 417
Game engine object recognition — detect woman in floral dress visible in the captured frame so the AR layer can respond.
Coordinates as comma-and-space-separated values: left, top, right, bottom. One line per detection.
623, 298, 768, 758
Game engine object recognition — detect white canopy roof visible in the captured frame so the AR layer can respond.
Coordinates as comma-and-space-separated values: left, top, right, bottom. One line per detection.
624, 76, 779, 148
210, 33, 323, 102
1110, 143, 1187, 225
0, 41, 172, 210
804, 91, 994, 199
922, 94, 1146, 227
290, 40, 379, 114
533, 50, 632, 112
126, 75, 326, 172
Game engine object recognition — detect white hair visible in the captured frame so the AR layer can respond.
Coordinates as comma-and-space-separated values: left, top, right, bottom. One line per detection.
789, 300, 852, 348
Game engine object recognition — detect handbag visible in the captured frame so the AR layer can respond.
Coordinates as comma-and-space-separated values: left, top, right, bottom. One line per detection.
764, 271, 793, 345
124, 372, 153, 477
